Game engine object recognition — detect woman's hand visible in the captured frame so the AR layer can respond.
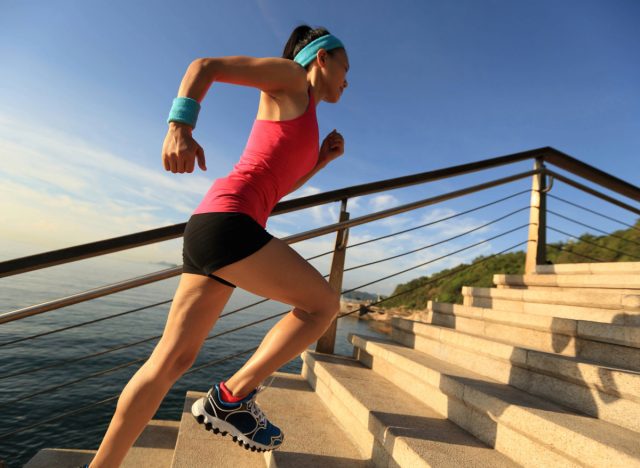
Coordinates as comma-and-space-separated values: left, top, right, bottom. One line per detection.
318, 129, 344, 167
161, 122, 207, 173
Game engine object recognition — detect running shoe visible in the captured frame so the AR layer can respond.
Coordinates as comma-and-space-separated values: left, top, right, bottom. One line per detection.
191, 380, 284, 452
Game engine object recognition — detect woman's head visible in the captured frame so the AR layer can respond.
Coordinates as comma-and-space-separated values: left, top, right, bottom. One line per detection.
283, 25, 349, 103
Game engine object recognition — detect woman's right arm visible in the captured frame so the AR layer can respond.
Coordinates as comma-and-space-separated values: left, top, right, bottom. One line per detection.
179, 56, 306, 99
162, 57, 305, 174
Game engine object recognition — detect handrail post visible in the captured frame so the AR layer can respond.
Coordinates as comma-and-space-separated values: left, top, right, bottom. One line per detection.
316, 198, 350, 354
525, 158, 547, 273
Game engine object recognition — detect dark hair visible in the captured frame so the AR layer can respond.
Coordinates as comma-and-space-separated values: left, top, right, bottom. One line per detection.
282, 25, 343, 66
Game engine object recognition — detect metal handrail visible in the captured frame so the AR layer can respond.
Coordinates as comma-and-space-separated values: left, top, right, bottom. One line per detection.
545, 169, 640, 216
4, 146, 639, 278
0, 168, 539, 323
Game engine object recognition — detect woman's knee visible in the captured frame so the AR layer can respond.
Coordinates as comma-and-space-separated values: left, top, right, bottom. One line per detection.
149, 342, 198, 380
309, 287, 341, 324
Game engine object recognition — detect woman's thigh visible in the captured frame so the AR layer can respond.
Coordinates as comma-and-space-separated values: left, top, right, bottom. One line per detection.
212, 236, 340, 317
149, 273, 235, 371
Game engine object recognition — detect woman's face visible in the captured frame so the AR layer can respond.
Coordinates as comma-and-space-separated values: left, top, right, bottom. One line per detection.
323, 48, 349, 103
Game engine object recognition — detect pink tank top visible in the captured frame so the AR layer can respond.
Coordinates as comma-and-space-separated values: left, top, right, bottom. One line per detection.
193, 87, 319, 228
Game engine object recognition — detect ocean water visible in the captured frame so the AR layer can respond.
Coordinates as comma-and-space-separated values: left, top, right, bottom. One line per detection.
0, 255, 388, 467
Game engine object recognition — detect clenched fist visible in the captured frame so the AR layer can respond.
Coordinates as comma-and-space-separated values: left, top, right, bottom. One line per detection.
161, 122, 207, 173
318, 129, 345, 167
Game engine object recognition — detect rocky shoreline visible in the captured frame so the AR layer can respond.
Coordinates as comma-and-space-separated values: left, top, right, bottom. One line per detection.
339, 300, 429, 336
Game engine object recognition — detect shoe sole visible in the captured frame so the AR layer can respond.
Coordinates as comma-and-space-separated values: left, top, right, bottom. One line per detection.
191, 396, 283, 452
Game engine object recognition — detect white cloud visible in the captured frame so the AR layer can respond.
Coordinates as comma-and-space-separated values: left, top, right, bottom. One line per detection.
369, 194, 399, 211
0, 113, 218, 263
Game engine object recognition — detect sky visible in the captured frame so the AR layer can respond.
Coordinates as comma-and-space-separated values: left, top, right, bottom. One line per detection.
1, 0, 639, 296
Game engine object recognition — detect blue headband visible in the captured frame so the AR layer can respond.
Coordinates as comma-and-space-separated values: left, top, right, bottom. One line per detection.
293, 34, 345, 67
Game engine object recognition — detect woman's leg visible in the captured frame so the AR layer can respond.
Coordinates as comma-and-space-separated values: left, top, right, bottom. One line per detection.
89, 273, 234, 468
211, 236, 341, 398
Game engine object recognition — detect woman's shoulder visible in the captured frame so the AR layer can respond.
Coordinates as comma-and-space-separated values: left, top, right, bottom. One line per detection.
257, 64, 310, 122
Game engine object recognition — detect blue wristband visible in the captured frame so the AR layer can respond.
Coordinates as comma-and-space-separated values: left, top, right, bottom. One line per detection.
167, 96, 201, 129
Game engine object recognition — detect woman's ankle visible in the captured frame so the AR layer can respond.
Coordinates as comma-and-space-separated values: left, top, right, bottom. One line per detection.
219, 380, 248, 401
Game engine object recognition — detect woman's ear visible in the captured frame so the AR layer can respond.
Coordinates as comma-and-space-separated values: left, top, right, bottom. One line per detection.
316, 49, 329, 68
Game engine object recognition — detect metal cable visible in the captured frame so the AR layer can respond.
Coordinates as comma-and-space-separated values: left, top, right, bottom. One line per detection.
0, 299, 170, 348
548, 194, 640, 233
338, 240, 529, 316
546, 243, 605, 263
340, 225, 529, 294
344, 207, 528, 272
306, 189, 530, 260
547, 226, 640, 260
0, 309, 290, 405
547, 209, 640, 247
0, 346, 258, 440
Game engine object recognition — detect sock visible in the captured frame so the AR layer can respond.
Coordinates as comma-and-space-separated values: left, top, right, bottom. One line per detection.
219, 380, 245, 403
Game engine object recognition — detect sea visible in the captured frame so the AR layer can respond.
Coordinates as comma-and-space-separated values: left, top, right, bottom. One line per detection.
0, 253, 389, 467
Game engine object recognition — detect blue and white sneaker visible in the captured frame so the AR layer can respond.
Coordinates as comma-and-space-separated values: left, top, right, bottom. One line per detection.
191, 381, 284, 452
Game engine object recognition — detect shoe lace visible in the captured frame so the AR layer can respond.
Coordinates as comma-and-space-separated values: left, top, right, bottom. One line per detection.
246, 375, 275, 426
247, 399, 267, 426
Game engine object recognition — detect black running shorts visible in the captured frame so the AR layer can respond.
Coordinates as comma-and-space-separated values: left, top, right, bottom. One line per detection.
182, 212, 274, 288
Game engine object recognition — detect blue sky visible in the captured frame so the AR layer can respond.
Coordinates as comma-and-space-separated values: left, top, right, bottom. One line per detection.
1, 0, 638, 295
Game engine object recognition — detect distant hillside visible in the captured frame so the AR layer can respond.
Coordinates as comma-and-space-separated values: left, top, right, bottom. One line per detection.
379, 218, 640, 310
342, 290, 380, 302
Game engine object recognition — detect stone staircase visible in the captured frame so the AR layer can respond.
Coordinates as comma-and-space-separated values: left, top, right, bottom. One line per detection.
25, 261, 640, 467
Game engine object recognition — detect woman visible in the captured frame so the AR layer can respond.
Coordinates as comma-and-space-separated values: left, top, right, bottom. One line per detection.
87, 25, 349, 467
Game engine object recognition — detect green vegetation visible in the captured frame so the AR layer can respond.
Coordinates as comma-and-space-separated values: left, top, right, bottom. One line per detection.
379, 219, 640, 310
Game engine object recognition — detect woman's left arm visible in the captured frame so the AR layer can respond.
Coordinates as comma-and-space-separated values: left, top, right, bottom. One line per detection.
286, 130, 345, 195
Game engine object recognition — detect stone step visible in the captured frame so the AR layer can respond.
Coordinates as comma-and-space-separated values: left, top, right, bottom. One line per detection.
391, 317, 640, 433
536, 262, 640, 275
463, 286, 640, 324
25, 419, 180, 468
493, 273, 640, 290
428, 301, 640, 359
172, 372, 367, 468
428, 301, 579, 356
348, 332, 640, 468
301, 350, 518, 468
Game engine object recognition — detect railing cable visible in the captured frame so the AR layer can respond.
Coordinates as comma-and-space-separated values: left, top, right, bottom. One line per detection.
547, 209, 640, 247
338, 240, 529, 315
548, 194, 640, 233
341, 225, 529, 294
0, 300, 170, 348
546, 243, 606, 263
0, 310, 290, 405
547, 226, 640, 260
0, 346, 258, 439
345, 207, 528, 271
307, 189, 530, 260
